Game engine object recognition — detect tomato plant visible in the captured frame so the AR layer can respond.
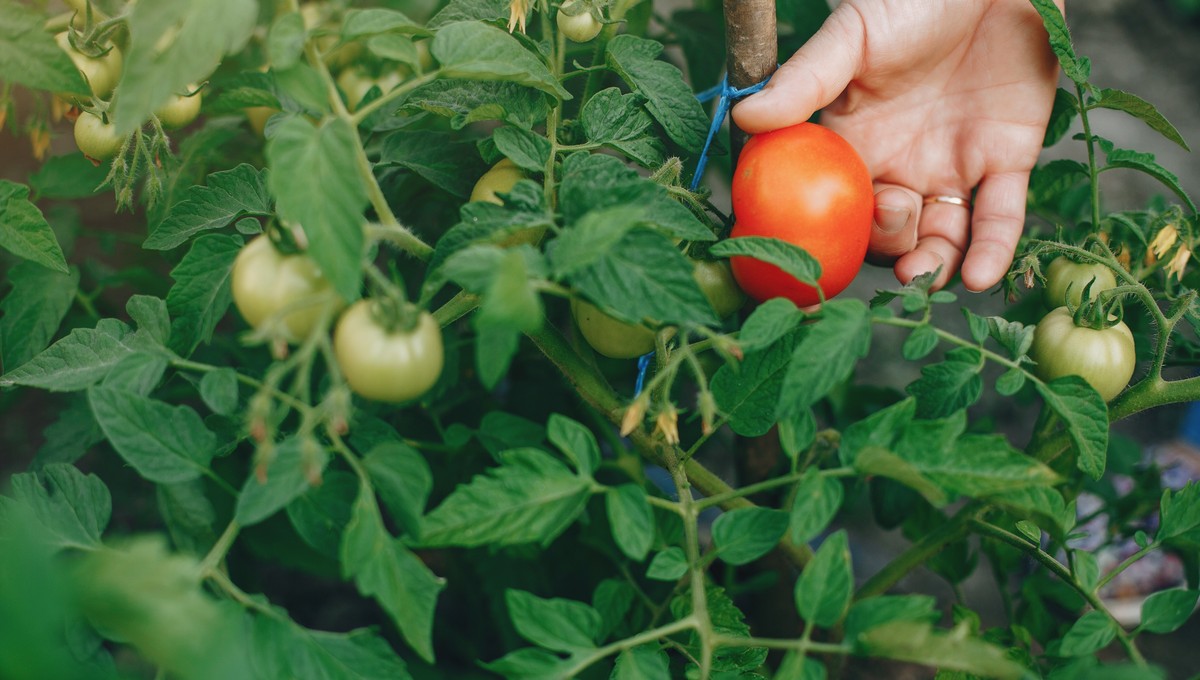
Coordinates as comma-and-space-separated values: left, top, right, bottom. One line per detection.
230, 235, 344, 342
729, 123, 873, 308
1043, 256, 1118, 309
1029, 306, 1136, 401
334, 300, 444, 403
1, 1, 1199, 679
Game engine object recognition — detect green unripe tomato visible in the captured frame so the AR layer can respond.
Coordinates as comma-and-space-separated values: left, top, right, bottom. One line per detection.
1029, 306, 1136, 402
73, 112, 124, 161
556, 0, 603, 42
693, 259, 745, 319
1044, 257, 1117, 310
155, 86, 202, 129
470, 158, 525, 204
231, 235, 344, 342
56, 32, 122, 100
571, 298, 657, 359
334, 300, 444, 403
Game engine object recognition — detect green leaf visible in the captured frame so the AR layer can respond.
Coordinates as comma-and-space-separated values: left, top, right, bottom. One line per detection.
493, 126, 552, 173
612, 646, 671, 680
1102, 146, 1197, 213
1, 319, 138, 392
235, 438, 326, 527
341, 8, 425, 38
775, 654, 826, 680
286, 470, 356, 556
341, 485, 444, 663
776, 299, 871, 420
1057, 610, 1117, 656
1035, 376, 1109, 479
906, 356, 983, 419
790, 469, 843, 544
839, 398, 915, 467
736, 297, 804, 353
30, 394, 104, 469
563, 228, 718, 327
431, 22, 569, 99
853, 447, 947, 507
1092, 88, 1189, 151
144, 165, 272, 250
794, 530, 852, 628
712, 507, 789, 566
7, 464, 111, 552
670, 586, 765, 673
70, 538, 253, 677
1044, 87, 1079, 147
0, 262, 78, 370
710, 236, 821, 290
712, 330, 800, 437
592, 579, 635, 640
267, 12, 305, 70
198, 368, 239, 416
379, 129, 485, 198
607, 485, 655, 562
646, 547, 688, 581
1138, 589, 1199, 634
482, 648, 573, 680
547, 414, 600, 476
606, 35, 709, 152
843, 595, 940, 646
0, 0, 88, 94
902, 324, 939, 360
505, 589, 602, 653
1029, 159, 1090, 208
580, 88, 665, 167
27, 153, 108, 200
427, 0, 509, 27
87, 386, 216, 484
0, 180, 68, 273
556, 153, 714, 242
1028, 0, 1089, 85
112, 0, 257, 134
399, 79, 550, 130
856, 621, 1024, 679
266, 117, 367, 301
1159, 482, 1200, 542
249, 616, 413, 680
362, 442, 431, 539
996, 367, 1026, 396
165, 233, 241, 356
99, 352, 168, 396
158, 479, 218, 557
417, 448, 591, 548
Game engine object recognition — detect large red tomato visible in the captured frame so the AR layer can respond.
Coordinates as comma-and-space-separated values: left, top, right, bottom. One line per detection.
729, 123, 873, 307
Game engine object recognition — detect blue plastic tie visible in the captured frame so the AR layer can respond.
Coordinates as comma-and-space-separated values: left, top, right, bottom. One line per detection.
632, 72, 773, 398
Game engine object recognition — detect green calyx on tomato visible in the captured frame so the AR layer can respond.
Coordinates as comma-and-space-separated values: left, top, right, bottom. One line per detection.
154, 85, 203, 129
729, 122, 873, 308
1029, 305, 1136, 401
557, 0, 603, 42
1043, 256, 1118, 310
693, 258, 745, 319
56, 31, 123, 100
571, 298, 657, 359
231, 234, 345, 342
73, 111, 125, 162
334, 299, 444, 403
470, 158, 525, 205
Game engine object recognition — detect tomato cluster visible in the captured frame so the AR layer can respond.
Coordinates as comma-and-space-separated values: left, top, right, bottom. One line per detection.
230, 235, 444, 404
1030, 257, 1135, 401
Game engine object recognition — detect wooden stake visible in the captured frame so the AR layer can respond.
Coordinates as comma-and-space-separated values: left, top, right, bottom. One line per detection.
722, 0, 777, 158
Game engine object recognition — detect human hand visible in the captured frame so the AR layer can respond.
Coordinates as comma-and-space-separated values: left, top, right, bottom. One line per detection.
731, 0, 1062, 291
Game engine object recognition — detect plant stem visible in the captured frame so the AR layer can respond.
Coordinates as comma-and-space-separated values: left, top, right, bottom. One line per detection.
712, 634, 850, 654
670, 453, 715, 678
1095, 541, 1160, 592
198, 520, 240, 576
856, 502, 984, 600
971, 519, 1147, 666
562, 616, 699, 676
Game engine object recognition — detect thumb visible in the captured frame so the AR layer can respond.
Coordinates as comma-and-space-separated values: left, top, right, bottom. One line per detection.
730, 7, 865, 134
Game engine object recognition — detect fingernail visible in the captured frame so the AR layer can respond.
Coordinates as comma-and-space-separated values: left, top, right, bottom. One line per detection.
874, 205, 911, 234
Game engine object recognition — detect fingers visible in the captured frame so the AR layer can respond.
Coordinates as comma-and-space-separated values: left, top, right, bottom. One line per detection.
894, 198, 971, 290
959, 171, 1030, 292
729, 6, 865, 134
867, 184, 922, 265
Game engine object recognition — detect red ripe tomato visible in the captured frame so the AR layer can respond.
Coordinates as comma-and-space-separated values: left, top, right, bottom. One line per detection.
729, 123, 873, 307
